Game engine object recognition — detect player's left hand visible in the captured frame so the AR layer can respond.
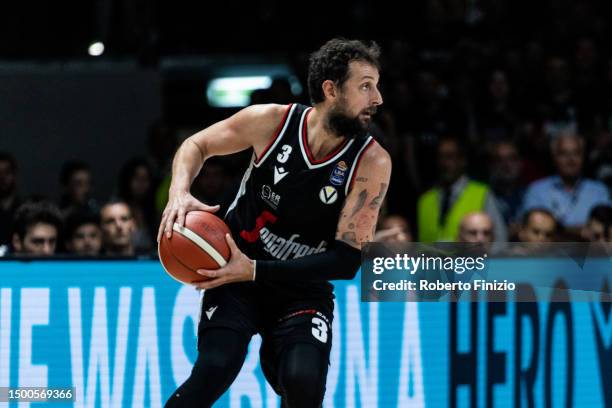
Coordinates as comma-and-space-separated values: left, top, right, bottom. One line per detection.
193, 233, 255, 289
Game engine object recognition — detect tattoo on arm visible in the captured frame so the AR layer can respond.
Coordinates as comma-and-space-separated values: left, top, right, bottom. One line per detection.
356, 177, 368, 182
368, 183, 388, 210
350, 189, 368, 217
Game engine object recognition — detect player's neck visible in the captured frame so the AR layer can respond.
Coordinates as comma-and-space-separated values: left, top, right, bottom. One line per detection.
306, 108, 347, 161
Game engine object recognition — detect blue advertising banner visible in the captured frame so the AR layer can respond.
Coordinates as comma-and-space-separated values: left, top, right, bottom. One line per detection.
0, 260, 610, 407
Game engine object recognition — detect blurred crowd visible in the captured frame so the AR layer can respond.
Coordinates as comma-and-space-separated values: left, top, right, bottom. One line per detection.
3, 22, 612, 256
1, 115, 610, 258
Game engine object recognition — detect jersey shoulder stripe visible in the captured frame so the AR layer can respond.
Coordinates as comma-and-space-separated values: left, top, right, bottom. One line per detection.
254, 103, 297, 167
345, 136, 375, 195
297, 107, 356, 169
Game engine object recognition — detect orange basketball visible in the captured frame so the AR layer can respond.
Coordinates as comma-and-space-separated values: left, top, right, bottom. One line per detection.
158, 211, 231, 284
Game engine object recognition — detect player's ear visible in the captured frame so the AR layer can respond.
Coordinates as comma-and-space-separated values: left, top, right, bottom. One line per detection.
322, 80, 337, 101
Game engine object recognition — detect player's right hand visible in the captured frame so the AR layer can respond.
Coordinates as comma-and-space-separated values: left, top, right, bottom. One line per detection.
157, 190, 220, 242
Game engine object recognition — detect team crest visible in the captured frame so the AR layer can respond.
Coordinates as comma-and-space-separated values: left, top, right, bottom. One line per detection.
319, 186, 338, 204
329, 161, 347, 186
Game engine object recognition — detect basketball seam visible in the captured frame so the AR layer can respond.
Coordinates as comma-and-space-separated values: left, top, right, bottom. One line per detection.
172, 223, 228, 267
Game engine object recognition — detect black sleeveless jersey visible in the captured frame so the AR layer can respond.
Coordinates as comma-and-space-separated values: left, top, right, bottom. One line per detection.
224, 103, 375, 299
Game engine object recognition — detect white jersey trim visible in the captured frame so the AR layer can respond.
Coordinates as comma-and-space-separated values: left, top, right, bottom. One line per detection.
298, 107, 355, 169
225, 155, 255, 217
345, 136, 374, 195
254, 104, 297, 168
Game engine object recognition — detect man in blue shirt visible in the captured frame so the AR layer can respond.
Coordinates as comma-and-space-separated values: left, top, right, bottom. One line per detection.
521, 131, 609, 230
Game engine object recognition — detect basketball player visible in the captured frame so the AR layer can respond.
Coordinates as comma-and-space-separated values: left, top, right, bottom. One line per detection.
159, 38, 391, 408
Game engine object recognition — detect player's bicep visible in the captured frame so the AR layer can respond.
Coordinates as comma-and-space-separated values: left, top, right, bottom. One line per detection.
189, 104, 285, 159
336, 145, 391, 249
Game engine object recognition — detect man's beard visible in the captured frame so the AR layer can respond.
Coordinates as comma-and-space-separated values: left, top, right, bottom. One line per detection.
327, 104, 375, 139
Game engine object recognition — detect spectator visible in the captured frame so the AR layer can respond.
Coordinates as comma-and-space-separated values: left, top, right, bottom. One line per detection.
417, 137, 507, 242
10, 201, 62, 256
375, 214, 412, 243
65, 211, 102, 256
582, 204, 612, 242
518, 208, 558, 243
477, 70, 518, 141
488, 140, 526, 224
520, 130, 609, 229
0, 152, 21, 247
457, 212, 494, 245
117, 157, 157, 253
59, 160, 99, 217
100, 200, 136, 256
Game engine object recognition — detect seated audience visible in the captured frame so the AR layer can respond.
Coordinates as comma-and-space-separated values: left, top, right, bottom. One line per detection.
11, 200, 62, 256
100, 200, 137, 256
65, 211, 103, 256
521, 130, 609, 230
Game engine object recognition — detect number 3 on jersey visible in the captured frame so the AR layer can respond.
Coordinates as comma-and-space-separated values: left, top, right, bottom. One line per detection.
277, 145, 292, 163
311, 317, 328, 343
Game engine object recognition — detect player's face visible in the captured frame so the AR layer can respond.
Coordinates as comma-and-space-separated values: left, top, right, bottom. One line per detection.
14, 223, 58, 255
328, 61, 382, 138
101, 203, 135, 248
69, 223, 102, 256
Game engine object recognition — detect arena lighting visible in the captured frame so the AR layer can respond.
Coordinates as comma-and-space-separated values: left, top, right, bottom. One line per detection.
87, 41, 105, 56
206, 76, 272, 107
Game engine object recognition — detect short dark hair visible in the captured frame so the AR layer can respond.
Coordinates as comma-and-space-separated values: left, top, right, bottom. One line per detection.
0, 152, 17, 172
65, 210, 100, 239
60, 160, 90, 186
307, 38, 381, 105
12, 200, 63, 241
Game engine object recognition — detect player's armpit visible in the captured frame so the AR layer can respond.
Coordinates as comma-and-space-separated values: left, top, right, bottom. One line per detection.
189, 103, 288, 159
336, 142, 392, 249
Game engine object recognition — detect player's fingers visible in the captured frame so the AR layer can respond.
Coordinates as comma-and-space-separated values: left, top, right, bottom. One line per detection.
157, 215, 166, 243
195, 278, 223, 290
199, 203, 220, 213
165, 208, 178, 238
196, 268, 218, 278
225, 233, 238, 253
157, 207, 171, 242
177, 206, 187, 228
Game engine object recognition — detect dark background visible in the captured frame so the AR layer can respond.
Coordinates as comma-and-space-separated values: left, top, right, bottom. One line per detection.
1, 0, 612, 226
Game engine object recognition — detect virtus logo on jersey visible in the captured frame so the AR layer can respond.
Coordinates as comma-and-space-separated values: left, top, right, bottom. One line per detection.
319, 186, 338, 204
259, 227, 327, 260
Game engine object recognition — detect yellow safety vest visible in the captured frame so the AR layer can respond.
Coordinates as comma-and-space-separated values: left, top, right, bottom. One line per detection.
417, 181, 489, 242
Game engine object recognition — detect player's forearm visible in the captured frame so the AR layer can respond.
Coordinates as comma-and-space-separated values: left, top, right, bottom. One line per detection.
254, 240, 361, 282
169, 138, 206, 193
